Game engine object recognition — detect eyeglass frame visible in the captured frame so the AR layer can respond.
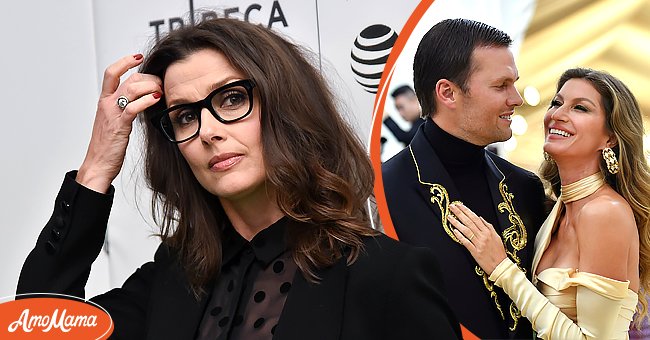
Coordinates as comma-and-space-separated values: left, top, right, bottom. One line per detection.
150, 79, 257, 143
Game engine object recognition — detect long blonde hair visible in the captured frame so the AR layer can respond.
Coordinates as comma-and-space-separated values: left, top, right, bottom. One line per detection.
540, 68, 650, 327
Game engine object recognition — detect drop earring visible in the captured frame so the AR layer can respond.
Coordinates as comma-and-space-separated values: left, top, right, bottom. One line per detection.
602, 147, 619, 174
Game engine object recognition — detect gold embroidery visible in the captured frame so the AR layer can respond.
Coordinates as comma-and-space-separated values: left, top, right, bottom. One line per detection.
498, 182, 527, 265
475, 266, 505, 320
410, 145, 530, 332
509, 302, 522, 331
487, 156, 527, 331
429, 185, 463, 244
409, 145, 463, 244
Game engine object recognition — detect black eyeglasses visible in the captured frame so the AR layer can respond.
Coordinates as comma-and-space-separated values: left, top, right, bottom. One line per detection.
151, 79, 256, 143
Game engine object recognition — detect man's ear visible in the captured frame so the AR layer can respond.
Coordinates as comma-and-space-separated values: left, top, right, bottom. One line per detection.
435, 79, 457, 110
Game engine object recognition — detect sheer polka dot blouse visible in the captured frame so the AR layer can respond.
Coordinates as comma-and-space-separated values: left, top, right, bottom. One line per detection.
196, 217, 296, 340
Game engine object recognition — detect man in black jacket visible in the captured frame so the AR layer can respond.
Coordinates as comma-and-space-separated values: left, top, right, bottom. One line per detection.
382, 18, 547, 339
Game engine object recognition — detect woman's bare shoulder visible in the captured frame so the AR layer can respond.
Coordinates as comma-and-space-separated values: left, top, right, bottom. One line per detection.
578, 188, 635, 232
575, 188, 637, 280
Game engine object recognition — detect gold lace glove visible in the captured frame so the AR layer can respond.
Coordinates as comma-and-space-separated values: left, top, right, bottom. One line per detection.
489, 258, 636, 340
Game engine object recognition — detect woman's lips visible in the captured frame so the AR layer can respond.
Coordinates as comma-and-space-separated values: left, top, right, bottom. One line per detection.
209, 153, 244, 171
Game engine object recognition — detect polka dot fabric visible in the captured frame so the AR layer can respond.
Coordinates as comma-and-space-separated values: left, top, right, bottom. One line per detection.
196, 218, 296, 340
230, 254, 295, 339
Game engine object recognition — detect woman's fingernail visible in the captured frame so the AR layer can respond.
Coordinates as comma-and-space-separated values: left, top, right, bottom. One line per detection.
134, 54, 143, 60
153, 92, 161, 99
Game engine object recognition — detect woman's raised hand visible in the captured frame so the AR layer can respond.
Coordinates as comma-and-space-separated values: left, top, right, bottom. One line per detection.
447, 203, 508, 275
77, 54, 163, 193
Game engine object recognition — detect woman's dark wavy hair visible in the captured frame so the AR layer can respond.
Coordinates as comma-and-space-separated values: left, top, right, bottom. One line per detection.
138, 18, 377, 292
540, 68, 650, 326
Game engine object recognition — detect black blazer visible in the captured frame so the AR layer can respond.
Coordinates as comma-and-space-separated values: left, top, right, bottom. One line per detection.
18, 172, 461, 340
382, 122, 547, 339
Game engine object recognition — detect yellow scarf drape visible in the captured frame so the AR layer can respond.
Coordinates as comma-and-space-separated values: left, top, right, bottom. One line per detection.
531, 172, 606, 281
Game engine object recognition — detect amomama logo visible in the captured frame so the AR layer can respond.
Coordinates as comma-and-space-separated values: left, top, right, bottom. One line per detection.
0, 294, 113, 339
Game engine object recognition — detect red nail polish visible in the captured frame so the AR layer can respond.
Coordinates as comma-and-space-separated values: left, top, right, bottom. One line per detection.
134, 54, 143, 60
153, 92, 161, 99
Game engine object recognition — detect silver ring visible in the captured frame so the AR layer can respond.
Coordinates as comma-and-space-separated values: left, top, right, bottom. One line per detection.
117, 95, 130, 110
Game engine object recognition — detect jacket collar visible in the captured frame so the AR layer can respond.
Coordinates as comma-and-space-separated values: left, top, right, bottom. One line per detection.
274, 257, 347, 339
409, 120, 511, 233
484, 152, 511, 234
145, 255, 210, 339
409, 123, 461, 222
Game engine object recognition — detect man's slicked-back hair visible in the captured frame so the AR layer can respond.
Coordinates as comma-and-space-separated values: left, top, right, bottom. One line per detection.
413, 18, 512, 118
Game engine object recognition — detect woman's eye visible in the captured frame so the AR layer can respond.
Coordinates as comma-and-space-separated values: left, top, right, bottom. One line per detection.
220, 91, 246, 109
550, 99, 562, 108
174, 109, 199, 125
574, 105, 588, 112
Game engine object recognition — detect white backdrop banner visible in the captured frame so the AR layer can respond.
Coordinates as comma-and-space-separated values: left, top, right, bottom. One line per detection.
92, 0, 420, 140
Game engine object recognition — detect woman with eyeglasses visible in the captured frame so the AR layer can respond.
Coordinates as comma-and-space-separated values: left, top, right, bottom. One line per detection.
17, 18, 460, 339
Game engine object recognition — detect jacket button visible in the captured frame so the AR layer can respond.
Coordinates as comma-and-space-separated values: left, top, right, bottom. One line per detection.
51, 228, 62, 241
45, 241, 57, 254
60, 200, 71, 213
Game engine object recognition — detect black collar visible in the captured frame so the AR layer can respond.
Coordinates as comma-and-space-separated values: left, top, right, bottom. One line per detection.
424, 119, 485, 167
222, 216, 289, 267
